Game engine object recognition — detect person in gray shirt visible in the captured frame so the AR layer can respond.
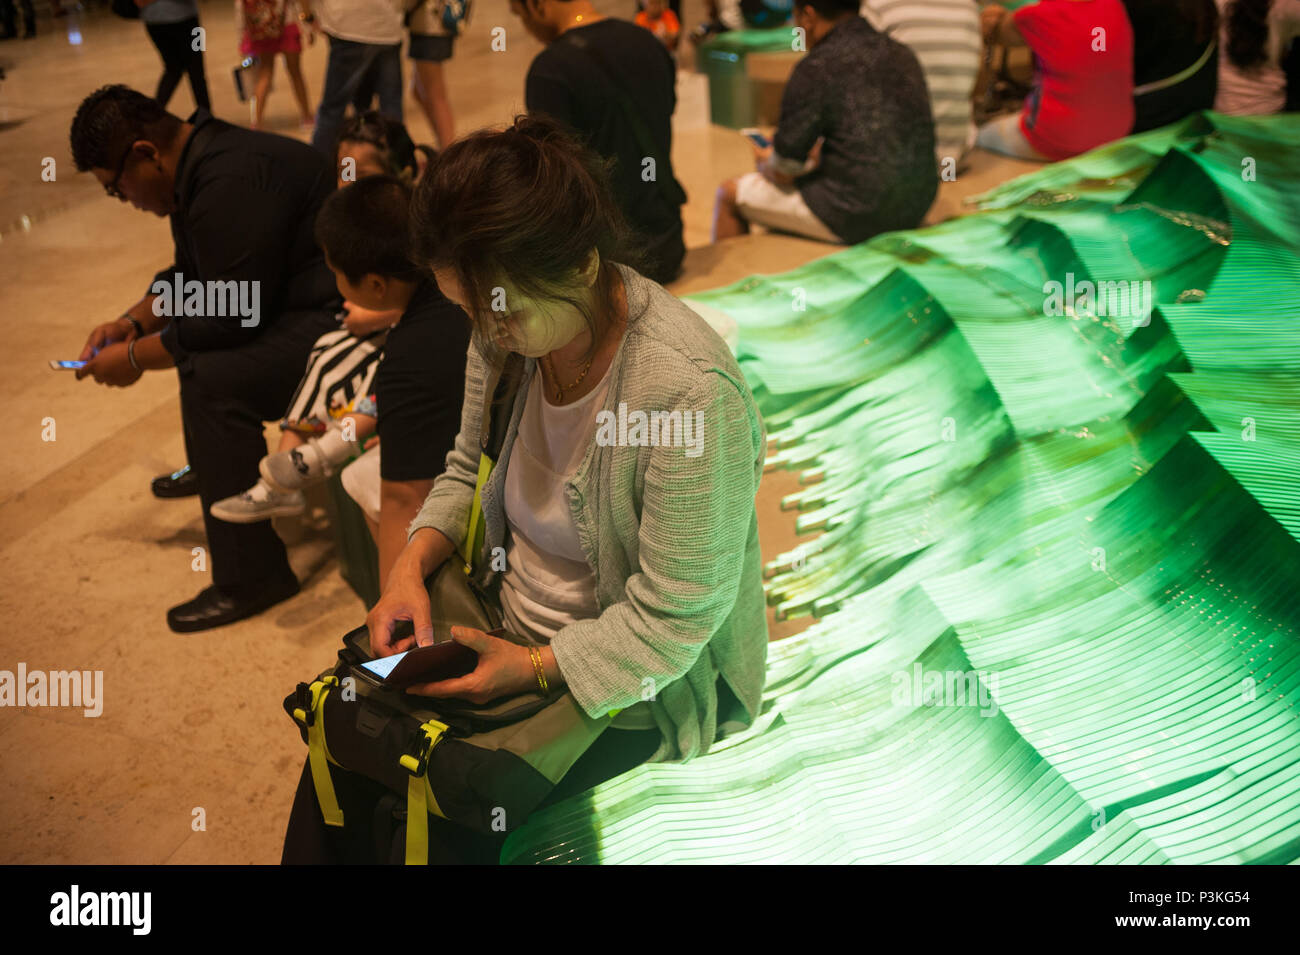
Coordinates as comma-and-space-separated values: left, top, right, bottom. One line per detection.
714, 0, 938, 245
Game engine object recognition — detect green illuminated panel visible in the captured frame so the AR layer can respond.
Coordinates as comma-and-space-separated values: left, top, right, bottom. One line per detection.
502, 113, 1300, 865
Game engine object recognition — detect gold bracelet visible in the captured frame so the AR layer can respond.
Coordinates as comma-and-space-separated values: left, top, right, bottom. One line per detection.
529, 647, 549, 694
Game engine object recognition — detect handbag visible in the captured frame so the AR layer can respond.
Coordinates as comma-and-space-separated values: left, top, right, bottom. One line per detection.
286, 353, 624, 863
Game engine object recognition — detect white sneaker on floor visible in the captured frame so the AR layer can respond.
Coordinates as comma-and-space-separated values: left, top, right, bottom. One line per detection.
209, 479, 306, 524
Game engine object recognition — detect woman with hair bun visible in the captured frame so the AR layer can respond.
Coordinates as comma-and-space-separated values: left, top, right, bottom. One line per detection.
284, 114, 770, 863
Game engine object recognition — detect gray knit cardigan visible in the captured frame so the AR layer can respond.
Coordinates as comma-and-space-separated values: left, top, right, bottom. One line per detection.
408, 263, 769, 762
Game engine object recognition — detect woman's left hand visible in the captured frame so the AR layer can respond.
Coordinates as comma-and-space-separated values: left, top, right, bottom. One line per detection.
404, 627, 538, 702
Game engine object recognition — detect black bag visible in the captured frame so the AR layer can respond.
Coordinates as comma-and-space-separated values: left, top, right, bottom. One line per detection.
285, 354, 624, 864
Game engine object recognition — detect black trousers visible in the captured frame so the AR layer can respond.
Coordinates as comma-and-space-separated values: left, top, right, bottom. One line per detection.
174, 308, 337, 592
145, 17, 211, 111
281, 726, 662, 864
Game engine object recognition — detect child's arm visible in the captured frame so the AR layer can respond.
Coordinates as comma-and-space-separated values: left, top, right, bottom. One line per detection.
341, 302, 400, 336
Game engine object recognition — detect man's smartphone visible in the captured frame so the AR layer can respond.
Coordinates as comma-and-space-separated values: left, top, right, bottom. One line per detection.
741, 128, 771, 150
358, 640, 479, 689
49, 360, 87, 370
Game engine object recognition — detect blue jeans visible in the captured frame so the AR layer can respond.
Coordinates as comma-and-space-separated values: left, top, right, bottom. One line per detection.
311, 35, 404, 157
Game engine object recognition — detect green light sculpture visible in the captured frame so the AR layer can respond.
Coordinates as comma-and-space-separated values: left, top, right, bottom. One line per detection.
501, 113, 1300, 864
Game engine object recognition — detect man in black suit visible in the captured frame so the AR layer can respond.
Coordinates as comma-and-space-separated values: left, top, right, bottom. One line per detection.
70, 85, 340, 632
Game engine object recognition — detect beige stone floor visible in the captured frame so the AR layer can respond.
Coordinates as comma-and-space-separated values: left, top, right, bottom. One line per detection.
0, 2, 1036, 863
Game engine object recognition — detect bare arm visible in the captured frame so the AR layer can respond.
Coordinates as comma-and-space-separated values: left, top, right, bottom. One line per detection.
378, 477, 435, 587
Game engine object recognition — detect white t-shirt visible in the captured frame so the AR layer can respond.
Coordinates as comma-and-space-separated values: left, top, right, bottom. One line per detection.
498, 363, 613, 646
317, 0, 405, 45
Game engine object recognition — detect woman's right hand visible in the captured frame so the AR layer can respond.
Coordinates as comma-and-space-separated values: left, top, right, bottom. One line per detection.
366, 559, 433, 657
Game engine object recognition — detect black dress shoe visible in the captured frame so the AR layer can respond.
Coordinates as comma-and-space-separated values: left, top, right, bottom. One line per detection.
152, 463, 200, 499
167, 577, 300, 633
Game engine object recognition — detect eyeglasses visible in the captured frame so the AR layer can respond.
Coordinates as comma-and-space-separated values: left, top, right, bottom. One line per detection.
104, 142, 133, 200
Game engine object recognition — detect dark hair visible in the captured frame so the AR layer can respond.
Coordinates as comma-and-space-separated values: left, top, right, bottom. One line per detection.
1225, 0, 1271, 70
409, 114, 641, 361
336, 111, 426, 182
69, 84, 183, 172
795, 0, 857, 20
314, 175, 422, 284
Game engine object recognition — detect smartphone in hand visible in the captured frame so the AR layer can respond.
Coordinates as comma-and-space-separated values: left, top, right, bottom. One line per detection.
358, 639, 479, 689
49, 360, 87, 370
740, 128, 771, 150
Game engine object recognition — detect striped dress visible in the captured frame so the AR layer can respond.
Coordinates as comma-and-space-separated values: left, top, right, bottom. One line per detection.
860, 0, 982, 167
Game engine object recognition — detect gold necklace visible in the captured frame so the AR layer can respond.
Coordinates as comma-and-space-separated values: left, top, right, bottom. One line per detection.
544, 353, 594, 403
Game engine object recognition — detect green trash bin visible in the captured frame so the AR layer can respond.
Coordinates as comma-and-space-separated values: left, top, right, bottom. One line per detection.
701, 44, 756, 129
699, 29, 800, 129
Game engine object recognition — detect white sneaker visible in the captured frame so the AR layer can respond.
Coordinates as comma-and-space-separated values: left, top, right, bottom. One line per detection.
209, 479, 306, 524
260, 429, 359, 491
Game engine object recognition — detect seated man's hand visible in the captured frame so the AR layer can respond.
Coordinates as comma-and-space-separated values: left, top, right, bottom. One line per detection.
80, 317, 136, 362
403, 627, 537, 702
76, 342, 142, 387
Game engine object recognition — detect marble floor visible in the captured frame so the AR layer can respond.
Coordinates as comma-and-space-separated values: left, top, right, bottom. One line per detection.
0, 1, 1038, 862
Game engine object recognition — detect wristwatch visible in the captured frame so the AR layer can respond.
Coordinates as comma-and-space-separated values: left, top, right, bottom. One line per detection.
120, 314, 144, 338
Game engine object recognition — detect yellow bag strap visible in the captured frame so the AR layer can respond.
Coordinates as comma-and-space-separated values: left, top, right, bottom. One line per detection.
461, 452, 495, 574
398, 719, 450, 865
292, 676, 344, 827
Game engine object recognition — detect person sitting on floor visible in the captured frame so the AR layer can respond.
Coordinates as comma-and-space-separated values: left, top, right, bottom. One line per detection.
977, 0, 1135, 161
713, 0, 938, 245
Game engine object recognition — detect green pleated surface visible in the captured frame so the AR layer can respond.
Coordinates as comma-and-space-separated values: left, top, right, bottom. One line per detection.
501, 113, 1300, 865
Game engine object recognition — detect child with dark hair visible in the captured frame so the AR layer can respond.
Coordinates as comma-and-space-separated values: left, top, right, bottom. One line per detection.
208, 176, 416, 524
207, 181, 401, 524
217, 175, 470, 598
1215, 0, 1300, 113
334, 110, 438, 187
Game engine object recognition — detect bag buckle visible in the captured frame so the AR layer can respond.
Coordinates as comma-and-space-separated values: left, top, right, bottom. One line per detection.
292, 675, 339, 728
292, 682, 315, 727
399, 719, 450, 777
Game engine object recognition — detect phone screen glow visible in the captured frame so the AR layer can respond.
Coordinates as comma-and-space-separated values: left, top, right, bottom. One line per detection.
360, 651, 407, 680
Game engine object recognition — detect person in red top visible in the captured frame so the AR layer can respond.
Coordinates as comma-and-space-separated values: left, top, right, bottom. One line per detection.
977, 0, 1135, 160
636, 0, 681, 52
